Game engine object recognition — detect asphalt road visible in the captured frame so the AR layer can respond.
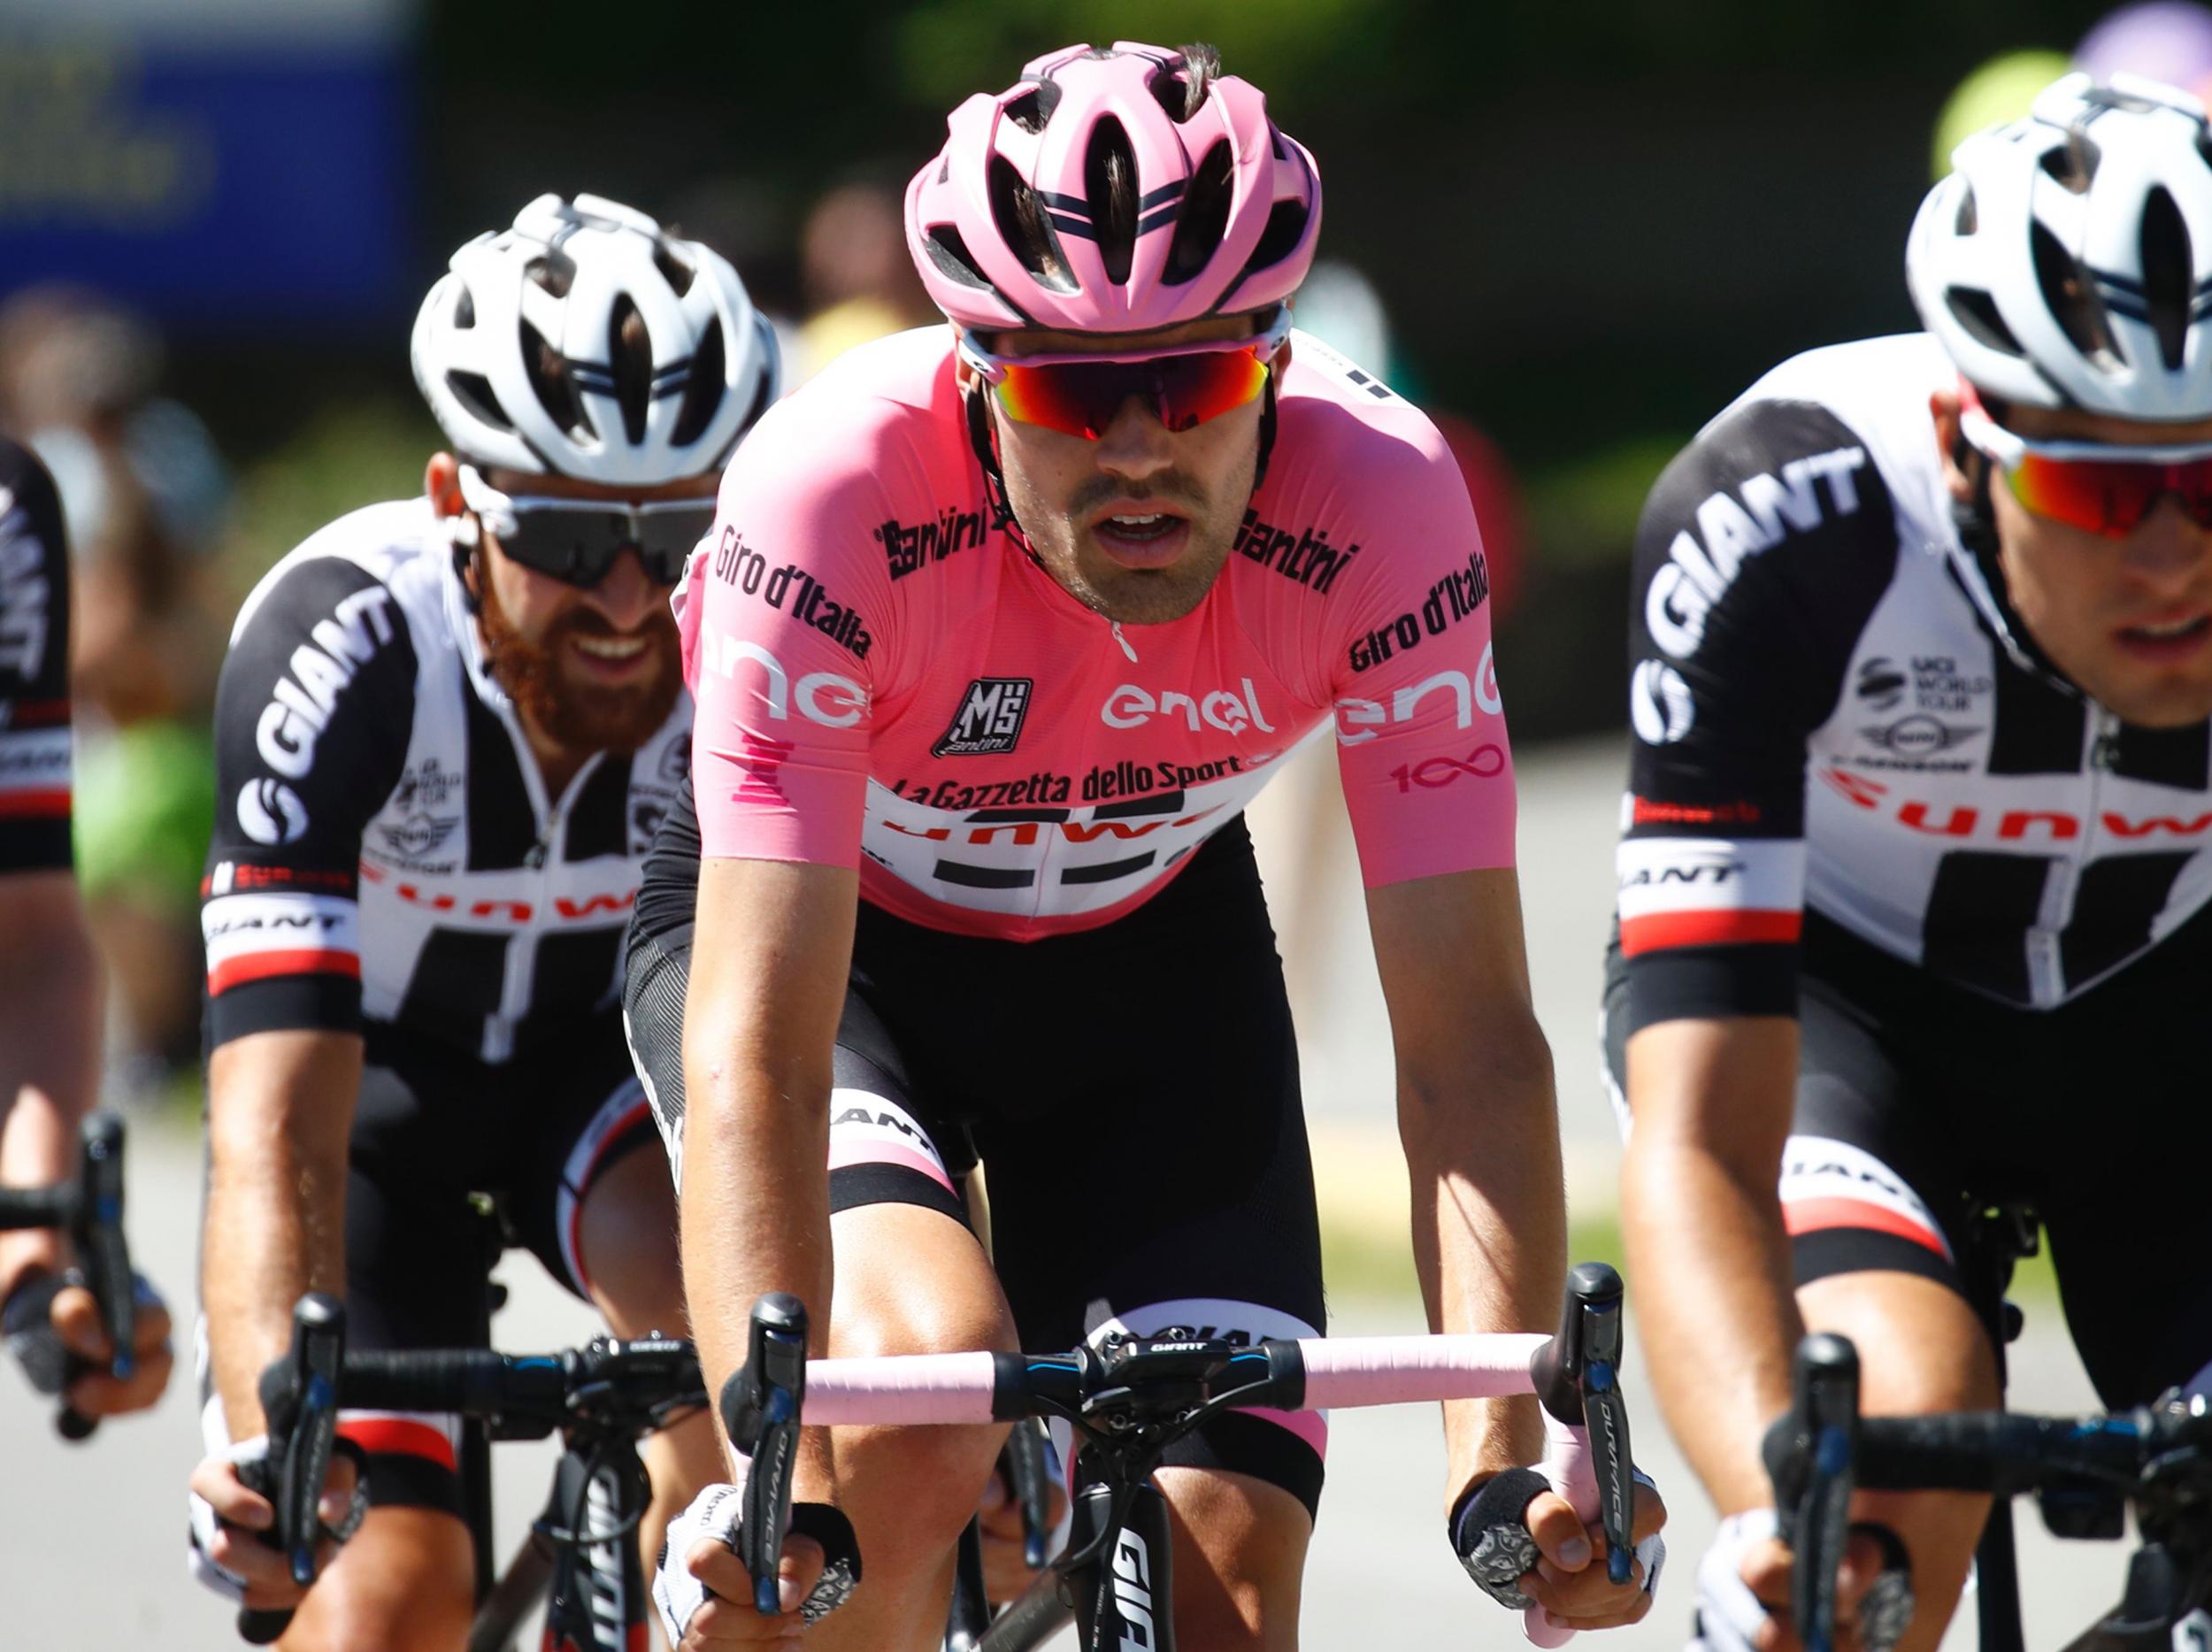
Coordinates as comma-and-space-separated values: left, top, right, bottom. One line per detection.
0, 736, 2131, 1648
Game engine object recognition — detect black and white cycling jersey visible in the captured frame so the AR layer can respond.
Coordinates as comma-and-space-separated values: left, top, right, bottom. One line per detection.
201, 500, 690, 1062
0, 439, 72, 876
1618, 334, 2212, 1031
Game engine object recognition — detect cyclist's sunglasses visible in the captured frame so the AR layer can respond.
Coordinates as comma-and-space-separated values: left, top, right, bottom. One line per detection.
457, 465, 714, 588
959, 308, 1293, 442
1960, 396, 2212, 538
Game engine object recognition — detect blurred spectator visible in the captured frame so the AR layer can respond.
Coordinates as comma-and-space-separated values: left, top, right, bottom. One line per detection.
0, 286, 225, 1085
1930, 49, 2073, 179
2077, 1, 2212, 101
795, 178, 935, 380
667, 177, 807, 384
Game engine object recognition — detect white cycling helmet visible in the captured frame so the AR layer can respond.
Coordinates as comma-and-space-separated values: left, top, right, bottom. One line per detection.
1909, 73, 2212, 419
411, 192, 779, 485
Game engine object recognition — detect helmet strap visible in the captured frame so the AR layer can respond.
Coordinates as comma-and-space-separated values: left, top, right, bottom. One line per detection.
1947, 461, 2077, 695
1253, 374, 1279, 495
964, 382, 1038, 557
448, 512, 485, 617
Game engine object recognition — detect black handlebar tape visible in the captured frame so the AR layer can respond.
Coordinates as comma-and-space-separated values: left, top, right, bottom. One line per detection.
236, 1608, 292, 1644
1854, 1411, 2158, 1496
721, 1295, 809, 1617
73, 1114, 135, 1387
1006, 1419, 1052, 1570
338, 1348, 549, 1418
1764, 1333, 1859, 1652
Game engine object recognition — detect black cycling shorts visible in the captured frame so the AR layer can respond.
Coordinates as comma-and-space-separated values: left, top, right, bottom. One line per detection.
1603, 906, 2212, 1409
626, 793, 1331, 1517
336, 1008, 660, 1514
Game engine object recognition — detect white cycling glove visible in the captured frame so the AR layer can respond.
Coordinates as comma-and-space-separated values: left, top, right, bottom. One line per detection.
654, 1479, 861, 1644
1687, 1509, 1911, 1652
185, 1392, 367, 1605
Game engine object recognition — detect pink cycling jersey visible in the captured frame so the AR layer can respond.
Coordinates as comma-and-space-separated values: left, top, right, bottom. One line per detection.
678, 326, 1515, 939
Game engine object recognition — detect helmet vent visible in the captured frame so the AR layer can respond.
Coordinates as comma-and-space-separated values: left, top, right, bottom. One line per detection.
1163, 139, 1234, 286
924, 226, 995, 290
607, 295, 653, 445
520, 320, 587, 436
2039, 133, 2099, 195
671, 315, 726, 447
453, 286, 476, 328
525, 255, 575, 299
1148, 67, 1197, 123
654, 243, 698, 297
1085, 116, 1139, 285
1955, 186, 1978, 236
445, 371, 510, 433
988, 155, 1077, 293
2140, 185, 2194, 371
1004, 81, 1058, 134
1240, 200, 1311, 280
1947, 288, 2024, 357
2031, 221, 2122, 366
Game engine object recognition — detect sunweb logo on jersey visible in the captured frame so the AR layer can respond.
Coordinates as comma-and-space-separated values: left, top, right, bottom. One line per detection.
933, 678, 1033, 757
237, 779, 310, 846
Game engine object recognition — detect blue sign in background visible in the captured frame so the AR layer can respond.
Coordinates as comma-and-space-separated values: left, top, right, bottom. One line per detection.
0, 32, 412, 330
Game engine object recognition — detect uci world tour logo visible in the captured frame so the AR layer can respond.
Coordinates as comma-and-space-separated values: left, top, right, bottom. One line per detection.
933, 678, 1033, 757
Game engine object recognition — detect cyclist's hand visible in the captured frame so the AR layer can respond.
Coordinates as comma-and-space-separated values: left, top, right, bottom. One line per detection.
1517, 1475, 1668, 1630
1691, 1510, 1912, 1652
1455, 1465, 1667, 1630
654, 1482, 861, 1647
977, 1442, 1069, 1602
187, 1440, 363, 1611
3, 1269, 173, 1418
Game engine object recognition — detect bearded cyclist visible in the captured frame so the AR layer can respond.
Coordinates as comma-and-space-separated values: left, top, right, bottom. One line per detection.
630, 42, 1664, 1649
1611, 73, 2212, 1651
187, 194, 778, 1644
0, 438, 173, 1425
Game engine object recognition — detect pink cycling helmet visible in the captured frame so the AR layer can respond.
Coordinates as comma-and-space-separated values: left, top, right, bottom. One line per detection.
905, 42, 1322, 333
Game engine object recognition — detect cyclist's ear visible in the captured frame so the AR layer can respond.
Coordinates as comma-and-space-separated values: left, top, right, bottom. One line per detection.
426, 451, 465, 518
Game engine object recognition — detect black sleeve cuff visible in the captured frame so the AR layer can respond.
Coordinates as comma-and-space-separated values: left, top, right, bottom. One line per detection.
0, 818, 71, 875
205, 973, 361, 1049
1622, 941, 1800, 1034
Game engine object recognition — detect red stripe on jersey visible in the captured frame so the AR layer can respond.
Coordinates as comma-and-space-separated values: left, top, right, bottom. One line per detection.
1782, 1196, 1947, 1256
1618, 908, 1801, 957
337, 1417, 457, 1471
207, 949, 362, 996
0, 788, 68, 820
7, 700, 70, 730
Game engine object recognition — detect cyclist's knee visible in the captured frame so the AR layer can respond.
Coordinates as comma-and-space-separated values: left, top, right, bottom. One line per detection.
573, 1146, 684, 1335
1156, 1466, 1308, 1651
1798, 1270, 2001, 1413
281, 1506, 473, 1652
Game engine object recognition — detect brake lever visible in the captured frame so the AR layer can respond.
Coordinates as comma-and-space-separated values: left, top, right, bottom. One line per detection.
58, 1112, 134, 1441
718, 1294, 810, 1617
1530, 1260, 1637, 1585
1006, 1418, 1053, 1570
235, 1294, 348, 1644
1765, 1333, 1860, 1652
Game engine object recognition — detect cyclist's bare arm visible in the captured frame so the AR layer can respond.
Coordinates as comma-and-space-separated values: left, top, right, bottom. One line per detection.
0, 870, 102, 1296
1367, 865, 1564, 1492
1619, 1014, 1801, 1514
203, 1029, 363, 1434
681, 856, 856, 1472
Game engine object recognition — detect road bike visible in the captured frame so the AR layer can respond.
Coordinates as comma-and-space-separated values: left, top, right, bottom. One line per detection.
724, 1261, 1645, 1650
1765, 1330, 2212, 1651
240, 1294, 704, 1651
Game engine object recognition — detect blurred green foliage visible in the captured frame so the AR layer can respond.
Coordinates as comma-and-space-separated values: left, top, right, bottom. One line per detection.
218, 396, 441, 598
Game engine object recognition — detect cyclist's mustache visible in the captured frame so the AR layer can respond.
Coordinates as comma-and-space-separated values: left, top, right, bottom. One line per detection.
1068, 473, 1208, 519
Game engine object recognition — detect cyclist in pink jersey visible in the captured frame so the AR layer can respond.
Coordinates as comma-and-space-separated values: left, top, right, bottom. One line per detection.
637, 42, 1664, 1648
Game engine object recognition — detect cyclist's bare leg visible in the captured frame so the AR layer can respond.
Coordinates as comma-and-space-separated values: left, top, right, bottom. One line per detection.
1797, 1268, 2001, 1651
1156, 1464, 1310, 1650
801, 1199, 1017, 1652
575, 1143, 724, 1584
279, 1506, 474, 1651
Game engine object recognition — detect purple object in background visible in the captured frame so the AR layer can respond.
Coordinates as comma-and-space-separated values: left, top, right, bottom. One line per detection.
2076, 1, 2212, 98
